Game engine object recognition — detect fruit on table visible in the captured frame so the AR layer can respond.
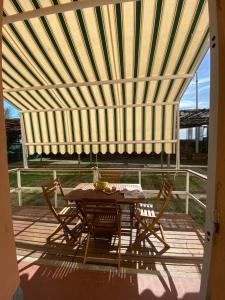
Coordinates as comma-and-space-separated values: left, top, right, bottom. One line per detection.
94, 181, 109, 190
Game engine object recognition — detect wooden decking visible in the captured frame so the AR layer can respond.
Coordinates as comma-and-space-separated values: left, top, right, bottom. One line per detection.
12, 205, 204, 276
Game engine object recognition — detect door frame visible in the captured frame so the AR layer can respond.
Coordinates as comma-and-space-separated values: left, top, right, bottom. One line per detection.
200, 1, 219, 298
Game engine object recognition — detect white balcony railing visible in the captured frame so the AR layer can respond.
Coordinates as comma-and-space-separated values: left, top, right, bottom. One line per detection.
8, 167, 207, 216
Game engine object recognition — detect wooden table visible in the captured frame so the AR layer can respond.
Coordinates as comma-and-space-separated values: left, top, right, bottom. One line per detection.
64, 183, 146, 227
64, 183, 145, 204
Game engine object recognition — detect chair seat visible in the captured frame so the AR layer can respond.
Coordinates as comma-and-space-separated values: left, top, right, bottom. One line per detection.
137, 203, 156, 218
93, 214, 117, 227
85, 213, 119, 234
58, 206, 79, 218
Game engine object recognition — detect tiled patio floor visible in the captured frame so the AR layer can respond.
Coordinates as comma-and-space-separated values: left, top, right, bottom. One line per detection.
13, 206, 204, 299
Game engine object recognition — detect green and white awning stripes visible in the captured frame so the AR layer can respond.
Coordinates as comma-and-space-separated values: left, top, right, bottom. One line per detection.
2, 0, 209, 155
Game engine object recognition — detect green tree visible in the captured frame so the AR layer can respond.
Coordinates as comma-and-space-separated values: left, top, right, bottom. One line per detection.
4, 107, 12, 119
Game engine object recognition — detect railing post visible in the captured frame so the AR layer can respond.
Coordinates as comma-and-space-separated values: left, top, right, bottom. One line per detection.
16, 168, 22, 206
185, 171, 190, 214
20, 114, 28, 169
176, 104, 180, 169
18, 190, 22, 207
138, 171, 142, 185
53, 170, 58, 208
17, 168, 21, 189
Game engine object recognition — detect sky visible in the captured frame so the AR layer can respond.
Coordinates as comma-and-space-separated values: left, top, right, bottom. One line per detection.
180, 50, 210, 109
4, 49, 210, 120
179, 50, 210, 139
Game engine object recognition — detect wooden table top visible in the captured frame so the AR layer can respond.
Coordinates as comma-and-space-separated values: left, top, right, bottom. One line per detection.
64, 183, 145, 204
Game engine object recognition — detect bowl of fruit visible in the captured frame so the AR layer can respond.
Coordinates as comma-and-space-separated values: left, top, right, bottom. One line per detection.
93, 181, 109, 191
103, 186, 117, 194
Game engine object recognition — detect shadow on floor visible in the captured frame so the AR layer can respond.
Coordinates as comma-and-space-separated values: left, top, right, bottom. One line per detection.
14, 206, 202, 299
18, 247, 201, 300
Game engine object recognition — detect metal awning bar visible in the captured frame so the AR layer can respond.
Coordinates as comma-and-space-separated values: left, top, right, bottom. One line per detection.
21, 101, 179, 113
3, 74, 193, 94
3, 0, 137, 25
25, 140, 177, 146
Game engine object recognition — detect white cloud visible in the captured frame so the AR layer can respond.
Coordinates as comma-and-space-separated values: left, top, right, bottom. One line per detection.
198, 101, 210, 108
198, 77, 210, 84
198, 85, 210, 93
180, 100, 196, 109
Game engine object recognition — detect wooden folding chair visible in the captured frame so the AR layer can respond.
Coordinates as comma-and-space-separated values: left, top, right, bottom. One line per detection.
77, 199, 121, 268
133, 177, 173, 248
42, 178, 82, 242
100, 172, 121, 183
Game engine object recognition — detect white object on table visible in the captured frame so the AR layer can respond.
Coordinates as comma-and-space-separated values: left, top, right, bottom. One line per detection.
122, 188, 145, 199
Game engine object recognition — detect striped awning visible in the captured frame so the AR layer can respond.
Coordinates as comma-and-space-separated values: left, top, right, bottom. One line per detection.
2, 0, 209, 155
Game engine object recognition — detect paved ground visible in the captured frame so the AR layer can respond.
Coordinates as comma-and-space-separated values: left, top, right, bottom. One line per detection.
14, 206, 203, 300
18, 259, 201, 300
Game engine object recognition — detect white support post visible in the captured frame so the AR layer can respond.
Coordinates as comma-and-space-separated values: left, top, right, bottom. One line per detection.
176, 105, 181, 169
53, 170, 58, 208
18, 189, 22, 207
17, 168, 21, 189
185, 172, 190, 215
138, 171, 142, 185
17, 169, 22, 206
53, 170, 57, 180
195, 72, 199, 154
20, 115, 28, 169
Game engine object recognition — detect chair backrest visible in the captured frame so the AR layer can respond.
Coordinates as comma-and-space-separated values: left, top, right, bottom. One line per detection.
152, 177, 173, 223
100, 172, 121, 183
77, 199, 120, 233
42, 178, 64, 222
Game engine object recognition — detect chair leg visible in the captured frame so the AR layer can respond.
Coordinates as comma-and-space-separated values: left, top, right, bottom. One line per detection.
47, 224, 63, 242
152, 230, 170, 248
74, 223, 85, 256
133, 218, 170, 248
133, 218, 152, 246
145, 227, 170, 248
159, 223, 170, 248
83, 232, 90, 264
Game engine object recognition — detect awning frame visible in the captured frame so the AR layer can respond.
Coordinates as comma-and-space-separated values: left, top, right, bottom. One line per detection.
3, 0, 137, 25
3, 73, 193, 94
20, 101, 179, 114
24, 140, 177, 146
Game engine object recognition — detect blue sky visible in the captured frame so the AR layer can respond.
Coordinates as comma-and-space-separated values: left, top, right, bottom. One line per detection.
4, 50, 210, 118
4, 100, 20, 118
180, 50, 210, 109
